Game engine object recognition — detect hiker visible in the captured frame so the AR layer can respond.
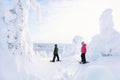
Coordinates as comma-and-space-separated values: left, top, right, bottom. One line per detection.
51, 44, 60, 62
81, 41, 87, 64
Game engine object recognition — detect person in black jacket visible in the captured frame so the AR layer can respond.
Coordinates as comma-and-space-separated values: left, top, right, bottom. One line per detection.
51, 44, 60, 62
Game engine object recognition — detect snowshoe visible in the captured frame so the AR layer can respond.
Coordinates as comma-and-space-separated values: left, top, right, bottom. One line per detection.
50, 60, 55, 62
79, 61, 89, 64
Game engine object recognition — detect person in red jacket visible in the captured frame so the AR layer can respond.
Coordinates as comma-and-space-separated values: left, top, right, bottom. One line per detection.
81, 41, 87, 64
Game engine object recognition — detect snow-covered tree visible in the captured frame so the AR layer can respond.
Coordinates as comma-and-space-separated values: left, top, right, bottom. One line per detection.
73, 36, 83, 54
88, 9, 120, 61
0, 0, 40, 80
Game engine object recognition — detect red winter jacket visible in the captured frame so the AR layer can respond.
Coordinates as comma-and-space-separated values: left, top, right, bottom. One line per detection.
81, 43, 87, 54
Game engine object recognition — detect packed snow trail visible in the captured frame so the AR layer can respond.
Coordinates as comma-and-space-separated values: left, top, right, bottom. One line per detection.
73, 56, 120, 80
25, 54, 120, 80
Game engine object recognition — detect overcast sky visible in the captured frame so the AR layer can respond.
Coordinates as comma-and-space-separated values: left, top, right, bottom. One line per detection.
28, 0, 120, 43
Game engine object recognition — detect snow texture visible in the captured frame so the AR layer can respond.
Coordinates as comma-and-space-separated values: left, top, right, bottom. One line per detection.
0, 0, 40, 80
0, 0, 120, 80
88, 9, 120, 61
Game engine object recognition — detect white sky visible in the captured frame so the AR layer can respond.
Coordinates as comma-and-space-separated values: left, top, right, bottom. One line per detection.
29, 0, 120, 44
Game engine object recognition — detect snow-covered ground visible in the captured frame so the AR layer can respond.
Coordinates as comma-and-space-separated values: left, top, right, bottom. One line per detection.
26, 54, 120, 80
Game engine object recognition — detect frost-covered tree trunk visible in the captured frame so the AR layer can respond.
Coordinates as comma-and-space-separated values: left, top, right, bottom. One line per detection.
0, 0, 40, 80
1, 0, 36, 56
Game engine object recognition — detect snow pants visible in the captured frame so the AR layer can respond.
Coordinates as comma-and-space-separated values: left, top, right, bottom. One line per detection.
81, 53, 86, 63
52, 54, 60, 62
